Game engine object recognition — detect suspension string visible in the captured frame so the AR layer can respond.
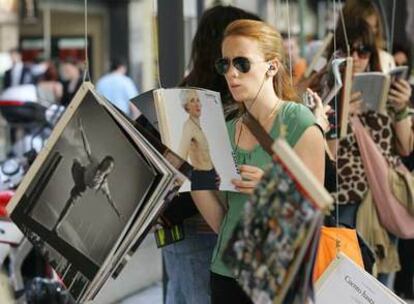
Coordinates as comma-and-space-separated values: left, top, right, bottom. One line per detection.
286, 0, 293, 86
153, 0, 162, 89
390, 0, 396, 54
332, 0, 341, 258
338, 6, 350, 57
82, 0, 91, 82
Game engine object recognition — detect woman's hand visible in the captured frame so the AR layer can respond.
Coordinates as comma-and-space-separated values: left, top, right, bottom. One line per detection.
388, 79, 412, 112
232, 165, 264, 194
349, 91, 363, 116
308, 88, 331, 133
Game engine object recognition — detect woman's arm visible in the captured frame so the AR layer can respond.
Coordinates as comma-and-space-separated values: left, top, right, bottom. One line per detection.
393, 116, 413, 156
191, 164, 265, 232
293, 125, 326, 184
389, 79, 414, 156
191, 190, 225, 233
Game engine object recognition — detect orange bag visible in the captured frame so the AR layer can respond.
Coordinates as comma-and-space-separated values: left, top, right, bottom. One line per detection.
313, 226, 364, 282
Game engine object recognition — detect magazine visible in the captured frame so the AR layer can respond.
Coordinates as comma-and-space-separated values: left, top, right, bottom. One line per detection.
6, 82, 191, 302
325, 57, 353, 139
222, 138, 333, 304
316, 253, 405, 304
136, 87, 240, 192
352, 65, 409, 114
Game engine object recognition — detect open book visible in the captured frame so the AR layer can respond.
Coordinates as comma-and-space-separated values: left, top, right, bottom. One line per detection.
316, 253, 405, 304
352, 65, 409, 114
133, 88, 240, 192
223, 138, 333, 304
6, 82, 191, 302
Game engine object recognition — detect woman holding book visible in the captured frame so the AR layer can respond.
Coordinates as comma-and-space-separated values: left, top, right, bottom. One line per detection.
330, 18, 413, 158
325, 18, 414, 281
161, 6, 262, 304
191, 20, 325, 303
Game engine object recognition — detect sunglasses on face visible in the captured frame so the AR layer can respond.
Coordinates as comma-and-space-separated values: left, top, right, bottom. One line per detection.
350, 45, 373, 59
214, 56, 264, 75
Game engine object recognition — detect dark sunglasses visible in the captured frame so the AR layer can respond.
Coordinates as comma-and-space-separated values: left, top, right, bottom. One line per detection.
350, 45, 373, 59
215, 56, 263, 75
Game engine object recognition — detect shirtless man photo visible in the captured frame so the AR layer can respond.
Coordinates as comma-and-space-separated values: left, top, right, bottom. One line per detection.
178, 90, 220, 190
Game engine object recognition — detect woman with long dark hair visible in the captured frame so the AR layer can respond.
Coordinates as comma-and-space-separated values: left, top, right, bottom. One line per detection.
191, 19, 325, 303
162, 6, 261, 304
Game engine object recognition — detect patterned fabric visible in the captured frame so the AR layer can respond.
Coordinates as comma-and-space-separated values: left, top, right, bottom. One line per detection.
334, 111, 402, 205
358, 111, 401, 168
222, 163, 322, 304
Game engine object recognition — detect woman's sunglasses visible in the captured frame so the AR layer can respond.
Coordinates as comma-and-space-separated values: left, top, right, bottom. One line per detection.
215, 57, 262, 75
349, 45, 373, 59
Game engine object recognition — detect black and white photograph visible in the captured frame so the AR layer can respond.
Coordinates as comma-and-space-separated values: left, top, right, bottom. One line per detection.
27, 92, 156, 266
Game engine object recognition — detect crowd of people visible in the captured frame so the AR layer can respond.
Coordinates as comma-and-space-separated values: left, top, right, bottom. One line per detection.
162, 1, 414, 304
0, 0, 413, 303
0, 50, 138, 117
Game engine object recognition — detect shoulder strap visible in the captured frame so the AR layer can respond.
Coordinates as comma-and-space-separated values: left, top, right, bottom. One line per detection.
242, 110, 274, 157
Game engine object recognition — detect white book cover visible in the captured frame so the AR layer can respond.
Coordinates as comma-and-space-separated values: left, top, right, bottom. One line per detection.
154, 88, 240, 192
316, 253, 406, 304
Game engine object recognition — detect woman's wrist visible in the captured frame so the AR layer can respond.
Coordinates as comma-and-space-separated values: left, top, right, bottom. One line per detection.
394, 106, 410, 122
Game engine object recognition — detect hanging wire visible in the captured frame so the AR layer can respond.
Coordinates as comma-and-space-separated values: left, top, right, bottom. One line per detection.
286, 0, 294, 86
390, 0, 396, 54
152, 0, 162, 89
82, 0, 91, 82
332, 0, 341, 258
338, 7, 350, 57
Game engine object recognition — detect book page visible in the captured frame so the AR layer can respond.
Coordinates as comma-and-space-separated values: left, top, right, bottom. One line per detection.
352, 72, 390, 113
154, 88, 240, 192
8, 84, 158, 301
316, 253, 405, 304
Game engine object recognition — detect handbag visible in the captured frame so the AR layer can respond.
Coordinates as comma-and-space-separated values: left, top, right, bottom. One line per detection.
313, 226, 364, 282
352, 115, 414, 238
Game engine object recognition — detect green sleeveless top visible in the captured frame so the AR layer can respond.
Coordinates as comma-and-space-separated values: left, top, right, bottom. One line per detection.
210, 101, 316, 278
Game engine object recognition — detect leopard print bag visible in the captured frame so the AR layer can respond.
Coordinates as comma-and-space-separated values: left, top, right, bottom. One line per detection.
334, 111, 402, 205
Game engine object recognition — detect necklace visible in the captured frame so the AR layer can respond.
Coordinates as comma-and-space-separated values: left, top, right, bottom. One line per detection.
234, 100, 283, 154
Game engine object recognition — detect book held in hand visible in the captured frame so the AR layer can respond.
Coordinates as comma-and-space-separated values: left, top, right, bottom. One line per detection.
6, 82, 191, 302
133, 87, 241, 192
316, 253, 405, 304
352, 65, 409, 114
222, 138, 333, 304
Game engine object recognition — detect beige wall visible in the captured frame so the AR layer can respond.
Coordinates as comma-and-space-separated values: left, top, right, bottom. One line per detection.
20, 10, 106, 81
0, 10, 18, 52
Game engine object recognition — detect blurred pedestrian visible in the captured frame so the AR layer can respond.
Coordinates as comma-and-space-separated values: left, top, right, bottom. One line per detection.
60, 58, 82, 107
3, 48, 34, 89
37, 61, 63, 106
96, 59, 138, 117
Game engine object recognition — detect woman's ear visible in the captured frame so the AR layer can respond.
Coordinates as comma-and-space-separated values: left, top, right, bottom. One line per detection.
266, 59, 279, 77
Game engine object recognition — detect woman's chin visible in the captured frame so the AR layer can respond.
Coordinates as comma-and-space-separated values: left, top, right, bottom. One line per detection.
230, 92, 247, 103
